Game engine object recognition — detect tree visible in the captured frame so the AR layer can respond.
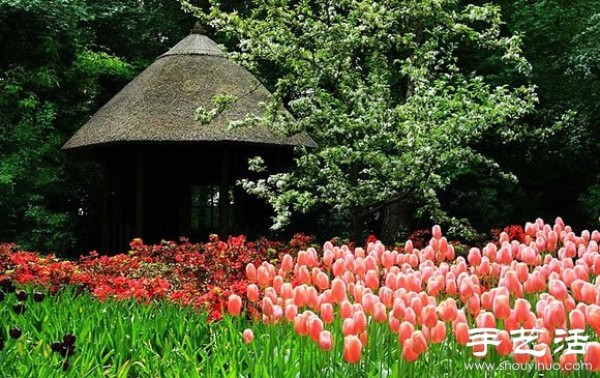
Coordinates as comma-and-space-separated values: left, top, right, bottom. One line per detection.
487, 0, 600, 229
182, 0, 537, 242
0, 0, 197, 253
0, 0, 134, 252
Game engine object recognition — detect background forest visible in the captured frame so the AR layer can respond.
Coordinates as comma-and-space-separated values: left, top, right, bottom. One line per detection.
0, 0, 599, 254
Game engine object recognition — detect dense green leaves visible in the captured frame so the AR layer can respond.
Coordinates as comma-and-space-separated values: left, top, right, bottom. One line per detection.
0, 0, 194, 253
0, 288, 211, 377
481, 0, 600, 229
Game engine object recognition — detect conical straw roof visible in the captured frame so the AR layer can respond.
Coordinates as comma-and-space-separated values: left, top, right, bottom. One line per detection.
63, 25, 316, 150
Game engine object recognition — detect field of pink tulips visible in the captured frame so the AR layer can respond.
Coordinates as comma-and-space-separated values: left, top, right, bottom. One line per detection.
1, 218, 600, 376
226, 218, 600, 377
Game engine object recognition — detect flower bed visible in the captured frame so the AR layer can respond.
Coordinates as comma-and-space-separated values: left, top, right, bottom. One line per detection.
1, 219, 600, 375
228, 218, 600, 374
0, 234, 312, 320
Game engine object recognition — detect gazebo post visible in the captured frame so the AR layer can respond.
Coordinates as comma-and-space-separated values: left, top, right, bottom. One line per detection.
135, 148, 144, 237
219, 148, 230, 237
101, 157, 109, 252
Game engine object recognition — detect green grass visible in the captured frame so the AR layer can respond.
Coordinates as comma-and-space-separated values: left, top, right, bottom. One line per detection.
0, 288, 210, 377
0, 289, 596, 377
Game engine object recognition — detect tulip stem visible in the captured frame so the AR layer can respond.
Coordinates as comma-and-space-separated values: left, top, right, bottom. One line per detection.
300, 334, 304, 377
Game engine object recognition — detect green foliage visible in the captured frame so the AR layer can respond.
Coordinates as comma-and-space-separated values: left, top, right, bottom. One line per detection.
0, 0, 121, 252
85, 0, 198, 67
580, 176, 600, 227
184, 0, 537, 239
195, 93, 239, 124
488, 0, 600, 230
0, 0, 193, 253
0, 288, 211, 377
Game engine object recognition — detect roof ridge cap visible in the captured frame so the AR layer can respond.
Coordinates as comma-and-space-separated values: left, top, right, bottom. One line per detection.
158, 33, 225, 59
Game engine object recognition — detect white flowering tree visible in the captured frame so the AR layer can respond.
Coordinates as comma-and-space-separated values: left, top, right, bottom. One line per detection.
182, 0, 538, 242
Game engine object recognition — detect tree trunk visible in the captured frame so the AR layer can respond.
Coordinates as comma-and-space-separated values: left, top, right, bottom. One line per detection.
381, 201, 410, 244
349, 163, 363, 243
351, 208, 363, 244
379, 24, 421, 244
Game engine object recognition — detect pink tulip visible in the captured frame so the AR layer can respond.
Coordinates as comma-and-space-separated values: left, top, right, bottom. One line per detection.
298, 266, 310, 285
513, 298, 531, 324
421, 304, 438, 328
430, 320, 446, 344
585, 342, 600, 372
294, 313, 308, 336
398, 321, 414, 345
496, 330, 512, 356
388, 313, 400, 333
353, 311, 367, 333
476, 312, 496, 329
586, 305, 600, 333
437, 298, 458, 322
331, 278, 346, 303
293, 286, 306, 307
332, 259, 345, 277
402, 339, 419, 362
319, 331, 334, 351
492, 294, 510, 320
315, 272, 329, 290
432, 225, 442, 240
362, 294, 377, 315
343, 318, 356, 336
373, 302, 387, 323
352, 331, 364, 349
410, 331, 428, 355
320, 303, 334, 324
543, 300, 566, 329
534, 343, 553, 370
305, 286, 319, 309
560, 352, 578, 372
246, 284, 259, 302
243, 329, 254, 344
281, 283, 293, 301
340, 300, 353, 319
343, 336, 362, 364
246, 263, 257, 281
392, 298, 406, 320
285, 304, 298, 322
227, 294, 242, 316
262, 297, 274, 318
467, 294, 481, 316
455, 322, 469, 345
281, 254, 294, 273
307, 315, 323, 342
365, 270, 379, 290
257, 266, 270, 287
549, 279, 569, 300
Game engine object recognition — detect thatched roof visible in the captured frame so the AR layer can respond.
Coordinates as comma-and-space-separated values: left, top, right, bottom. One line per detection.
62, 27, 316, 150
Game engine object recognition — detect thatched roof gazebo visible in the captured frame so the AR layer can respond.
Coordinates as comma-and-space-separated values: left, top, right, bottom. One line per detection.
64, 24, 315, 252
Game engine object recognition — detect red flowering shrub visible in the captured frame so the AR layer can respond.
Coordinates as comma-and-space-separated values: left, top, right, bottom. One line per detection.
407, 229, 432, 249
0, 234, 313, 320
490, 224, 526, 244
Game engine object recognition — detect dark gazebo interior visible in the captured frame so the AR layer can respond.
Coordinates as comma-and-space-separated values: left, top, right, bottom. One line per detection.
93, 143, 294, 252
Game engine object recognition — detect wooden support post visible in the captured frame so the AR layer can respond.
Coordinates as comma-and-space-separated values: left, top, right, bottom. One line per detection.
135, 149, 144, 238
101, 157, 109, 252
219, 148, 230, 237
